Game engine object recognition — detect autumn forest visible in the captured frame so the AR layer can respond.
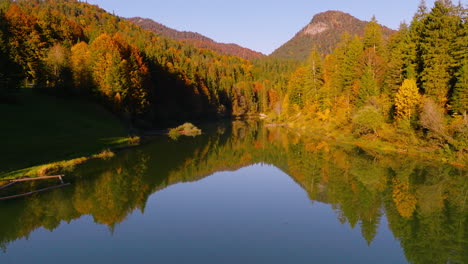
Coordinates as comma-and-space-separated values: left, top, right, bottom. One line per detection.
0, 0, 466, 165
0, 0, 467, 263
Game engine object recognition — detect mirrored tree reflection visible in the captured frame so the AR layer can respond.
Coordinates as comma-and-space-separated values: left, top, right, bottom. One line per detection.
0, 121, 466, 263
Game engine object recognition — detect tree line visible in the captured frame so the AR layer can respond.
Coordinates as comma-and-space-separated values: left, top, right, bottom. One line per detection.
279, 0, 466, 160
0, 0, 262, 124
0, 0, 466, 158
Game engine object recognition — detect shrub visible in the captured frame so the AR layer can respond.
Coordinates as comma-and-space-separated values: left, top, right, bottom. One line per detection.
419, 98, 447, 143
93, 149, 115, 160
168, 123, 202, 140
448, 114, 467, 151
352, 106, 385, 136
127, 136, 140, 145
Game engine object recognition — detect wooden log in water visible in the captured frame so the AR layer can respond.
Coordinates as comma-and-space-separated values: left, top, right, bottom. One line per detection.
0, 183, 71, 201
8, 175, 65, 183
0, 182, 17, 190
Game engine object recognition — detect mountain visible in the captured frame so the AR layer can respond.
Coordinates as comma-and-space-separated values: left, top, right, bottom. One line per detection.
270, 11, 395, 60
128, 17, 265, 60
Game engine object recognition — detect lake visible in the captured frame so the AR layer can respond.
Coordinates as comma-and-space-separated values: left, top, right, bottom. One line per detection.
0, 121, 466, 264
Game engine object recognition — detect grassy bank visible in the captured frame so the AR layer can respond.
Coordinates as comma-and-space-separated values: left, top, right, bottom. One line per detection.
282, 119, 467, 168
0, 89, 132, 177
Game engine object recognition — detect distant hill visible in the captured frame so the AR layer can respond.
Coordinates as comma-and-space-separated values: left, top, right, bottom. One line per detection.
270, 11, 395, 60
128, 17, 265, 60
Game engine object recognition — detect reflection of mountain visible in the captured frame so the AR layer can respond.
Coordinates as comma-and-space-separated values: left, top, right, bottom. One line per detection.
0, 122, 466, 263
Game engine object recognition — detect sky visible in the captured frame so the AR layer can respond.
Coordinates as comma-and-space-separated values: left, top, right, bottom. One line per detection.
84, 0, 449, 55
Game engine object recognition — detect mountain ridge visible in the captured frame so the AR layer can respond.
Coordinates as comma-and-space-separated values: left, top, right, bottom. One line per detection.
128, 17, 266, 60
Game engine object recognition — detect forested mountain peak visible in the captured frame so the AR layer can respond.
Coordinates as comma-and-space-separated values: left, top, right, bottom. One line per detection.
128, 17, 214, 42
128, 17, 266, 60
299, 11, 357, 36
270, 10, 395, 60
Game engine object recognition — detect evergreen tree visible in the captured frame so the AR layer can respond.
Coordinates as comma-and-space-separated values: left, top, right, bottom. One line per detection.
357, 65, 379, 107
418, 0, 458, 106
286, 66, 308, 109
451, 62, 467, 114
414, 0, 428, 21
360, 16, 386, 102
305, 47, 324, 104
410, 0, 429, 84
449, 2, 467, 114
341, 35, 364, 96
384, 23, 409, 96
363, 16, 384, 54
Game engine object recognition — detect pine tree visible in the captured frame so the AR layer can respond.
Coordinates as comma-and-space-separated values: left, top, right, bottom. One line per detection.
357, 65, 379, 107
418, 0, 458, 106
414, 0, 428, 21
383, 23, 409, 96
361, 16, 386, 97
341, 36, 364, 94
449, 2, 467, 114
328, 33, 351, 94
410, 0, 429, 84
451, 62, 467, 114
363, 16, 384, 54
287, 66, 308, 108
305, 47, 324, 104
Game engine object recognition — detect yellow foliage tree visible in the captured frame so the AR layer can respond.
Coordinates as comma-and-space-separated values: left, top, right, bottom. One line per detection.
70, 42, 91, 93
392, 178, 417, 218
395, 79, 421, 119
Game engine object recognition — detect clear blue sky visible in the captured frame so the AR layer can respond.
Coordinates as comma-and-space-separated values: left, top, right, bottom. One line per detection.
84, 0, 446, 55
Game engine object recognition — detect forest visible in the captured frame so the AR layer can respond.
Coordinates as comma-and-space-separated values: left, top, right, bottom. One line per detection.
0, 0, 466, 165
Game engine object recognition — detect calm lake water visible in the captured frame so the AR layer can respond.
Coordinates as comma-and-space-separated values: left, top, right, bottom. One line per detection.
0, 121, 466, 264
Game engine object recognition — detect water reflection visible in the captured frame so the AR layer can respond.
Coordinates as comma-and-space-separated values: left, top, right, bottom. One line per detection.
0, 121, 466, 263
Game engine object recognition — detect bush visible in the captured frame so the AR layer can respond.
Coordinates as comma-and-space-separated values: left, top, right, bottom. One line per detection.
418, 97, 462, 151
448, 114, 467, 151
168, 123, 202, 140
352, 106, 385, 136
93, 149, 115, 160
419, 98, 446, 138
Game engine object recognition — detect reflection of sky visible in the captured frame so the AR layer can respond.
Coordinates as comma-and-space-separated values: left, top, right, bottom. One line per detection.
0, 164, 407, 264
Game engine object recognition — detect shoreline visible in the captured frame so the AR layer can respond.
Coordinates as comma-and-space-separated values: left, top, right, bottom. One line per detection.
0, 136, 144, 181
2, 120, 465, 182
276, 121, 467, 169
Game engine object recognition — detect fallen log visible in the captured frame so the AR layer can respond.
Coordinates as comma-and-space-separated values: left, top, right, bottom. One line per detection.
4, 175, 65, 183
0, 183, 71, 201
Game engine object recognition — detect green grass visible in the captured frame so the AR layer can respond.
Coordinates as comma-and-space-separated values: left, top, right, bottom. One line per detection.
0, 89, 129, 176
0, 149, 116, 181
